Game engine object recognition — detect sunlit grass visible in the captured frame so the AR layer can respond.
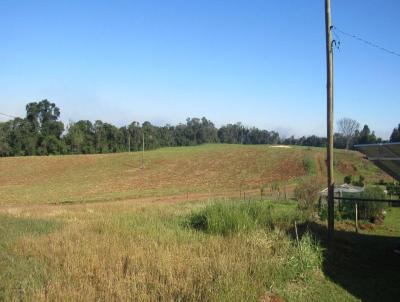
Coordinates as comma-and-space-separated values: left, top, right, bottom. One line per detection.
0, 144, 387, 206
187, 199, 304, 235
0, 144, 392, 301
0, 199, 360, 301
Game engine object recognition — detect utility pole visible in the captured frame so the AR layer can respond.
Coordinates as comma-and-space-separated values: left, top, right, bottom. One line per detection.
325, 0, 335, 243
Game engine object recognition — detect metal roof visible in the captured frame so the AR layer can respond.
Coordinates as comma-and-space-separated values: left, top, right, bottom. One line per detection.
355, 142, 400, 181
320, 183, 364, 196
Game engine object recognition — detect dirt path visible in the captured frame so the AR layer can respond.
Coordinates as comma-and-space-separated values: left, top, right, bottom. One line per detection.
314, 151, 326, 179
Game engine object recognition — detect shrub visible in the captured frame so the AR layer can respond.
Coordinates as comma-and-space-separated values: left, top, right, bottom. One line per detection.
294, 177, 323, 212
386, 182, 400, 198
359, 186, 387, 222
344, 175, 352, 184
352, 175, 365, 187
341, 186, 387, 222
318, 204, 342, 221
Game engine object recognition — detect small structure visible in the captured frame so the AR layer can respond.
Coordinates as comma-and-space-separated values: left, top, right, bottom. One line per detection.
319, 183, 364, 211
319, 183, 365, 198
319, 184, 365, 232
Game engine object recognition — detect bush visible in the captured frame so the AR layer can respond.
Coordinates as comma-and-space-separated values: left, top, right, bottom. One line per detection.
386, 182, 400, 198
352, 175, 365, 187
318, 204, 342, 221
344, 175, 352, 184
294, 178, 323, 212
359, 186, 387, 222
341, 186, 387, 222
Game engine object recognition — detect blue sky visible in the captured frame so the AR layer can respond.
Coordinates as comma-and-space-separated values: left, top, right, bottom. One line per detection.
0, 0, 399, 138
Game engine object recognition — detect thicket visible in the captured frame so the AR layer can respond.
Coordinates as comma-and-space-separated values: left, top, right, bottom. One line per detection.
319, 186, 388, 223
356, 186, 388, 221
294, 177, 323, 214
386, 182, 400, 198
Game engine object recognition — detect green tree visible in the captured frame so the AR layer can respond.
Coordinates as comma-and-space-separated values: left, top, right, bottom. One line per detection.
0, 122, 12, 156
127, 121, 142, 151
354, 125, 381, 145
24, 100, 64, 155
390, 124, 400, 142
64, 120, 95, 154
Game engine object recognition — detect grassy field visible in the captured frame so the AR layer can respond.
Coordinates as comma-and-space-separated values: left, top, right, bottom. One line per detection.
0, 144, 397, 301
0, 198, 399, 301
0, 144, 388, 206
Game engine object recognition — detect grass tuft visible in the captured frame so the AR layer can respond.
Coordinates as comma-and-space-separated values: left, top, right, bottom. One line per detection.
286, 233, 323, 281
303, 154, 317, 175
187, 199, 304, 236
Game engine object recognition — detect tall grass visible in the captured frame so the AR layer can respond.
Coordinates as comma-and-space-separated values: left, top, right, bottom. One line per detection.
0, 215, 61, 301
303, 154, 317, 175
187, 199, 304, 235
0, 201, 354, 301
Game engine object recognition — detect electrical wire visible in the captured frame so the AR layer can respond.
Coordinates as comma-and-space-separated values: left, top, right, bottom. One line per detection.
0, 112, 19, 119
331, 25, 400, 58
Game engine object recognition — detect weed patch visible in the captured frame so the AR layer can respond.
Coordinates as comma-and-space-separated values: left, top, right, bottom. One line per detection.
0, 215, 61, 301
303, 154, 316, 175
187, 199, 304, 235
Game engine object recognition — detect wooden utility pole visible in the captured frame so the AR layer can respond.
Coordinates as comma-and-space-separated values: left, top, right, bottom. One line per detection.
325, 0, 335, 243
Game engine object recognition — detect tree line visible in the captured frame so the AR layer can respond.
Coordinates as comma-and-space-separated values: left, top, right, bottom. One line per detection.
0, 100, 398, 157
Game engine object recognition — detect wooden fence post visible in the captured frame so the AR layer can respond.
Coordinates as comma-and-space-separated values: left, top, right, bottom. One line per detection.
355, 202, 358, 233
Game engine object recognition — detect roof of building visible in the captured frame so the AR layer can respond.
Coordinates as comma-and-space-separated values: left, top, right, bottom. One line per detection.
355, 142, 400, 182
320, 183, 364, 196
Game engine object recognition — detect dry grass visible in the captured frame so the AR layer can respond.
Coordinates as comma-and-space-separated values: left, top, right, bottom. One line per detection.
0, 144, 388, 206
0, 144, 392, 301
0, 199, 355, 302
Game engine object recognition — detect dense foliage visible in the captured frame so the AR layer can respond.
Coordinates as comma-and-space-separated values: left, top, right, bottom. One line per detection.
386, 182, 400, 198
390, 124, 400, 142
0, 100, 391, 157
359, 187, 387, 220
341, 186, 387, 221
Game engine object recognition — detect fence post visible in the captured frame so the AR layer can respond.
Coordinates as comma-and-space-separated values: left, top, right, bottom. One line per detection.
355, 202, 358, 233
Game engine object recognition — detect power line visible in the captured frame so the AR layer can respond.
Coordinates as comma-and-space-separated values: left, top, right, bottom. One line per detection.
0, 112, 19, 119
331, 25, 400, 58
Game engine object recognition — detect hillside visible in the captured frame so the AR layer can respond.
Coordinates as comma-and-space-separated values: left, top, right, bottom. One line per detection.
0, 144, 389, 206
0, 144, 398, 301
